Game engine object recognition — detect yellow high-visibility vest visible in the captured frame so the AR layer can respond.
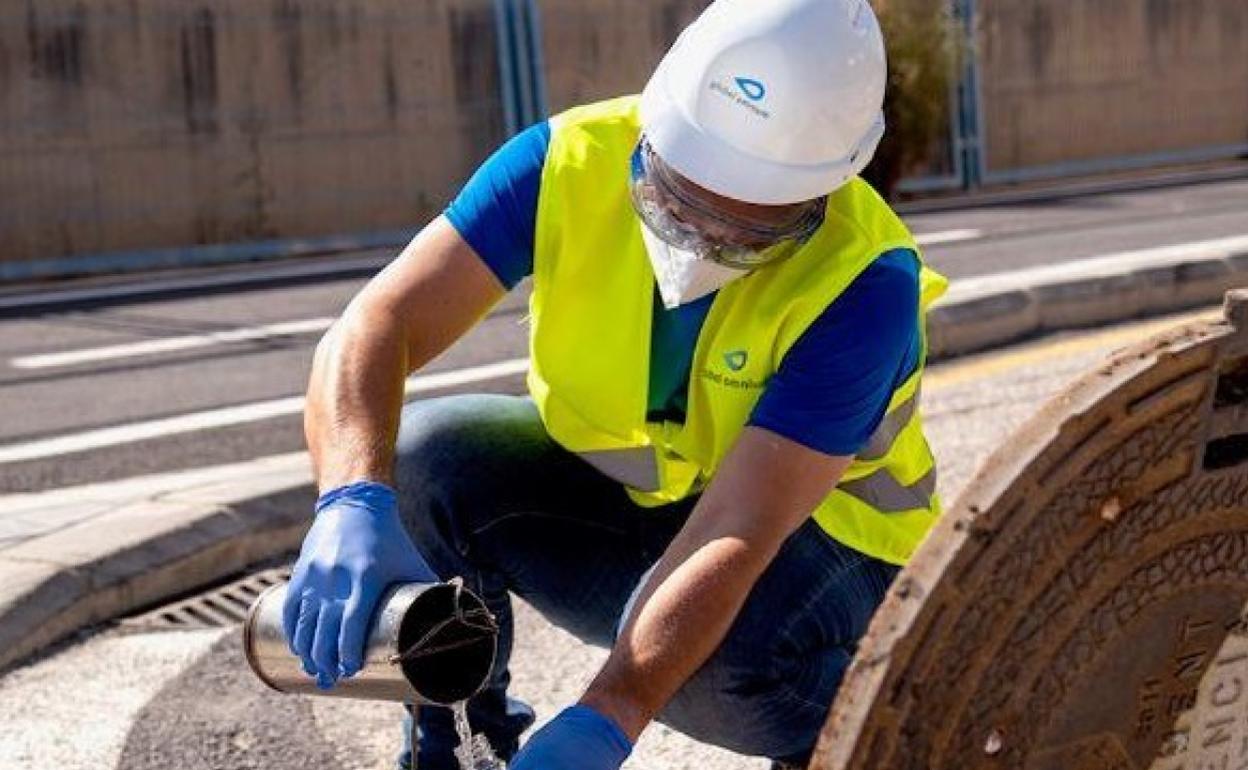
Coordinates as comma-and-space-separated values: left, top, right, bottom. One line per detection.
526, 96, 948, 565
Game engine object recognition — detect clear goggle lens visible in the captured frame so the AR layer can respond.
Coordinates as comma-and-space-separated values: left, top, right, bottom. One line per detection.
628, 139, 826, 269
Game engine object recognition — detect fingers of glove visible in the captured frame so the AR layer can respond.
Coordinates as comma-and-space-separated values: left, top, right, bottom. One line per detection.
292, 590, 320, 676
338, 579, 382, 679
281, 565, 310, 656
510, 706, 631, 770
311, 600, 346, 690
510, 718, 568, 769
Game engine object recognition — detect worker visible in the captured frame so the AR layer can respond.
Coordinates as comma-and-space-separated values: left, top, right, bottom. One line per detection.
283, 0, 946, 767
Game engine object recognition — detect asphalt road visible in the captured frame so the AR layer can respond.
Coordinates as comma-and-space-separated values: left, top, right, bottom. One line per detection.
0, 175, 1245, 496
0, 307, 1220, 770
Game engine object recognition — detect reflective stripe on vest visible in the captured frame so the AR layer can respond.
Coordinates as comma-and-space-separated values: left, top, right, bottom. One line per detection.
839, 466, 938, 513
858, 387, 922, 463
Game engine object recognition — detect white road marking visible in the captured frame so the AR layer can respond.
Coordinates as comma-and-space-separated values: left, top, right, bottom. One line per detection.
11, 317, 337, 370
915, 228, 983, 246
0, 358, 530, 466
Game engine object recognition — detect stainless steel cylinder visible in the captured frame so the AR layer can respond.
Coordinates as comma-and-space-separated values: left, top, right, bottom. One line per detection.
244, 580, 497, 703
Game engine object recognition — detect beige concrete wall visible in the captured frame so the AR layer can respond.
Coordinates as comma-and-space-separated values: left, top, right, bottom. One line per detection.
0, 0, 506, 264
536, 0, 710, 113
979, 0, 1248, 173
5, 0, 1247, 267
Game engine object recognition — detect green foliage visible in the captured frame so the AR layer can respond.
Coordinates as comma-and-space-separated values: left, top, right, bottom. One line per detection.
862, 0, 964, 199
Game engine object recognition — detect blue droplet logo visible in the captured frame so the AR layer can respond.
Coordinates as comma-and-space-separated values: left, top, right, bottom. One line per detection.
735, 77, 766, 102
724, 350, 749, 372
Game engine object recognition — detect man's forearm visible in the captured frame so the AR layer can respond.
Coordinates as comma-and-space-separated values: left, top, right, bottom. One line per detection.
302, 218, 507, 493
580, 509, 783, 740
579, 428, 853, 741
304, 307, 410, 491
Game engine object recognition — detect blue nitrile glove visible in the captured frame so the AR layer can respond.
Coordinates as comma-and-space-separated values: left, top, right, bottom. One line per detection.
508, 704, 633, 770
282, 481, 437, 689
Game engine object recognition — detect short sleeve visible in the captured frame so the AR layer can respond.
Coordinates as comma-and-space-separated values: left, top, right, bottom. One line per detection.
444, 121, 551, 290
747, 249, 922, 456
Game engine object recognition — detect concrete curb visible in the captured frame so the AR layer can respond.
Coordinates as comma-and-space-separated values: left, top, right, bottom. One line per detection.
927, 235, 1248, 359
0, 454, 312, 672
3, 235, 1248, 673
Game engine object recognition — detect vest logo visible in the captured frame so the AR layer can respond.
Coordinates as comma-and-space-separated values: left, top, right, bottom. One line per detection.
734, 77, 766, 102
699, 349, 767, 391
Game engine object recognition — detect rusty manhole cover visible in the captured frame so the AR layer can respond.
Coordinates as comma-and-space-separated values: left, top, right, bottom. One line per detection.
815, 292, 1248, 770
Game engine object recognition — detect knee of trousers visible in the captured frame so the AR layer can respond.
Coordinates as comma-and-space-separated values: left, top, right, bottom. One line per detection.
657, 644, 847, 761
395, 401, 475, 503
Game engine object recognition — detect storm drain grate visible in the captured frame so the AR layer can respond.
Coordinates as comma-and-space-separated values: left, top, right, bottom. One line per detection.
120, 566, 290, 631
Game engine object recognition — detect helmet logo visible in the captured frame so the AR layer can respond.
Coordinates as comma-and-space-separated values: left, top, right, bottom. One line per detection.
724, 350, 749, 372
709, 76, 773, 119
734, 77, 766, 102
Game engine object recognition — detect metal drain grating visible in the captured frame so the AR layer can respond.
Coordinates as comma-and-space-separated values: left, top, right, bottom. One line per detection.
121, 566, 290, 631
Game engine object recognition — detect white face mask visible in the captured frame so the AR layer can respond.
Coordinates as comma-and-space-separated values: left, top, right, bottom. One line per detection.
639, 222, 749, 309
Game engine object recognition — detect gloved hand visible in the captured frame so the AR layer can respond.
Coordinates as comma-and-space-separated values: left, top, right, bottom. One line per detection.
282, 480, 438, 689
508, 704, 633, 770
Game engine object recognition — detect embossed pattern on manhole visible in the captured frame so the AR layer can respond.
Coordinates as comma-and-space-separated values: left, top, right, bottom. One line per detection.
120, 567, 289, 631
814, 290, 1248, 770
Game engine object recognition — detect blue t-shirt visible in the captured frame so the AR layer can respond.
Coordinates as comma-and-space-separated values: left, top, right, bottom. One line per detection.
446, 121, 921, 456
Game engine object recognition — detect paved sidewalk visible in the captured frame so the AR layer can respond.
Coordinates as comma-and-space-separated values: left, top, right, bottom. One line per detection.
3, 230, 1248, 672
0, 454, 312, 671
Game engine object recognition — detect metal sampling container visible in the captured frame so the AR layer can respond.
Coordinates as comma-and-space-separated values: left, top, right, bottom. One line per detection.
244, 579, 497, 704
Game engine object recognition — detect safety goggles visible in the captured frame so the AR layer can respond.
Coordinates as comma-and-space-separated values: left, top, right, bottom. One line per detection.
628, 138, 826, 269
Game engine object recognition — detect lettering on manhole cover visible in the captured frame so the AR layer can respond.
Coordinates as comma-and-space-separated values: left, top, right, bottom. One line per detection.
814, 291, 1248, 770
1146, 626, 1247, 770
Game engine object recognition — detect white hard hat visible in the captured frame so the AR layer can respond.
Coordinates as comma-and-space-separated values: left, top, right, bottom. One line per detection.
640, 0, 887, 205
